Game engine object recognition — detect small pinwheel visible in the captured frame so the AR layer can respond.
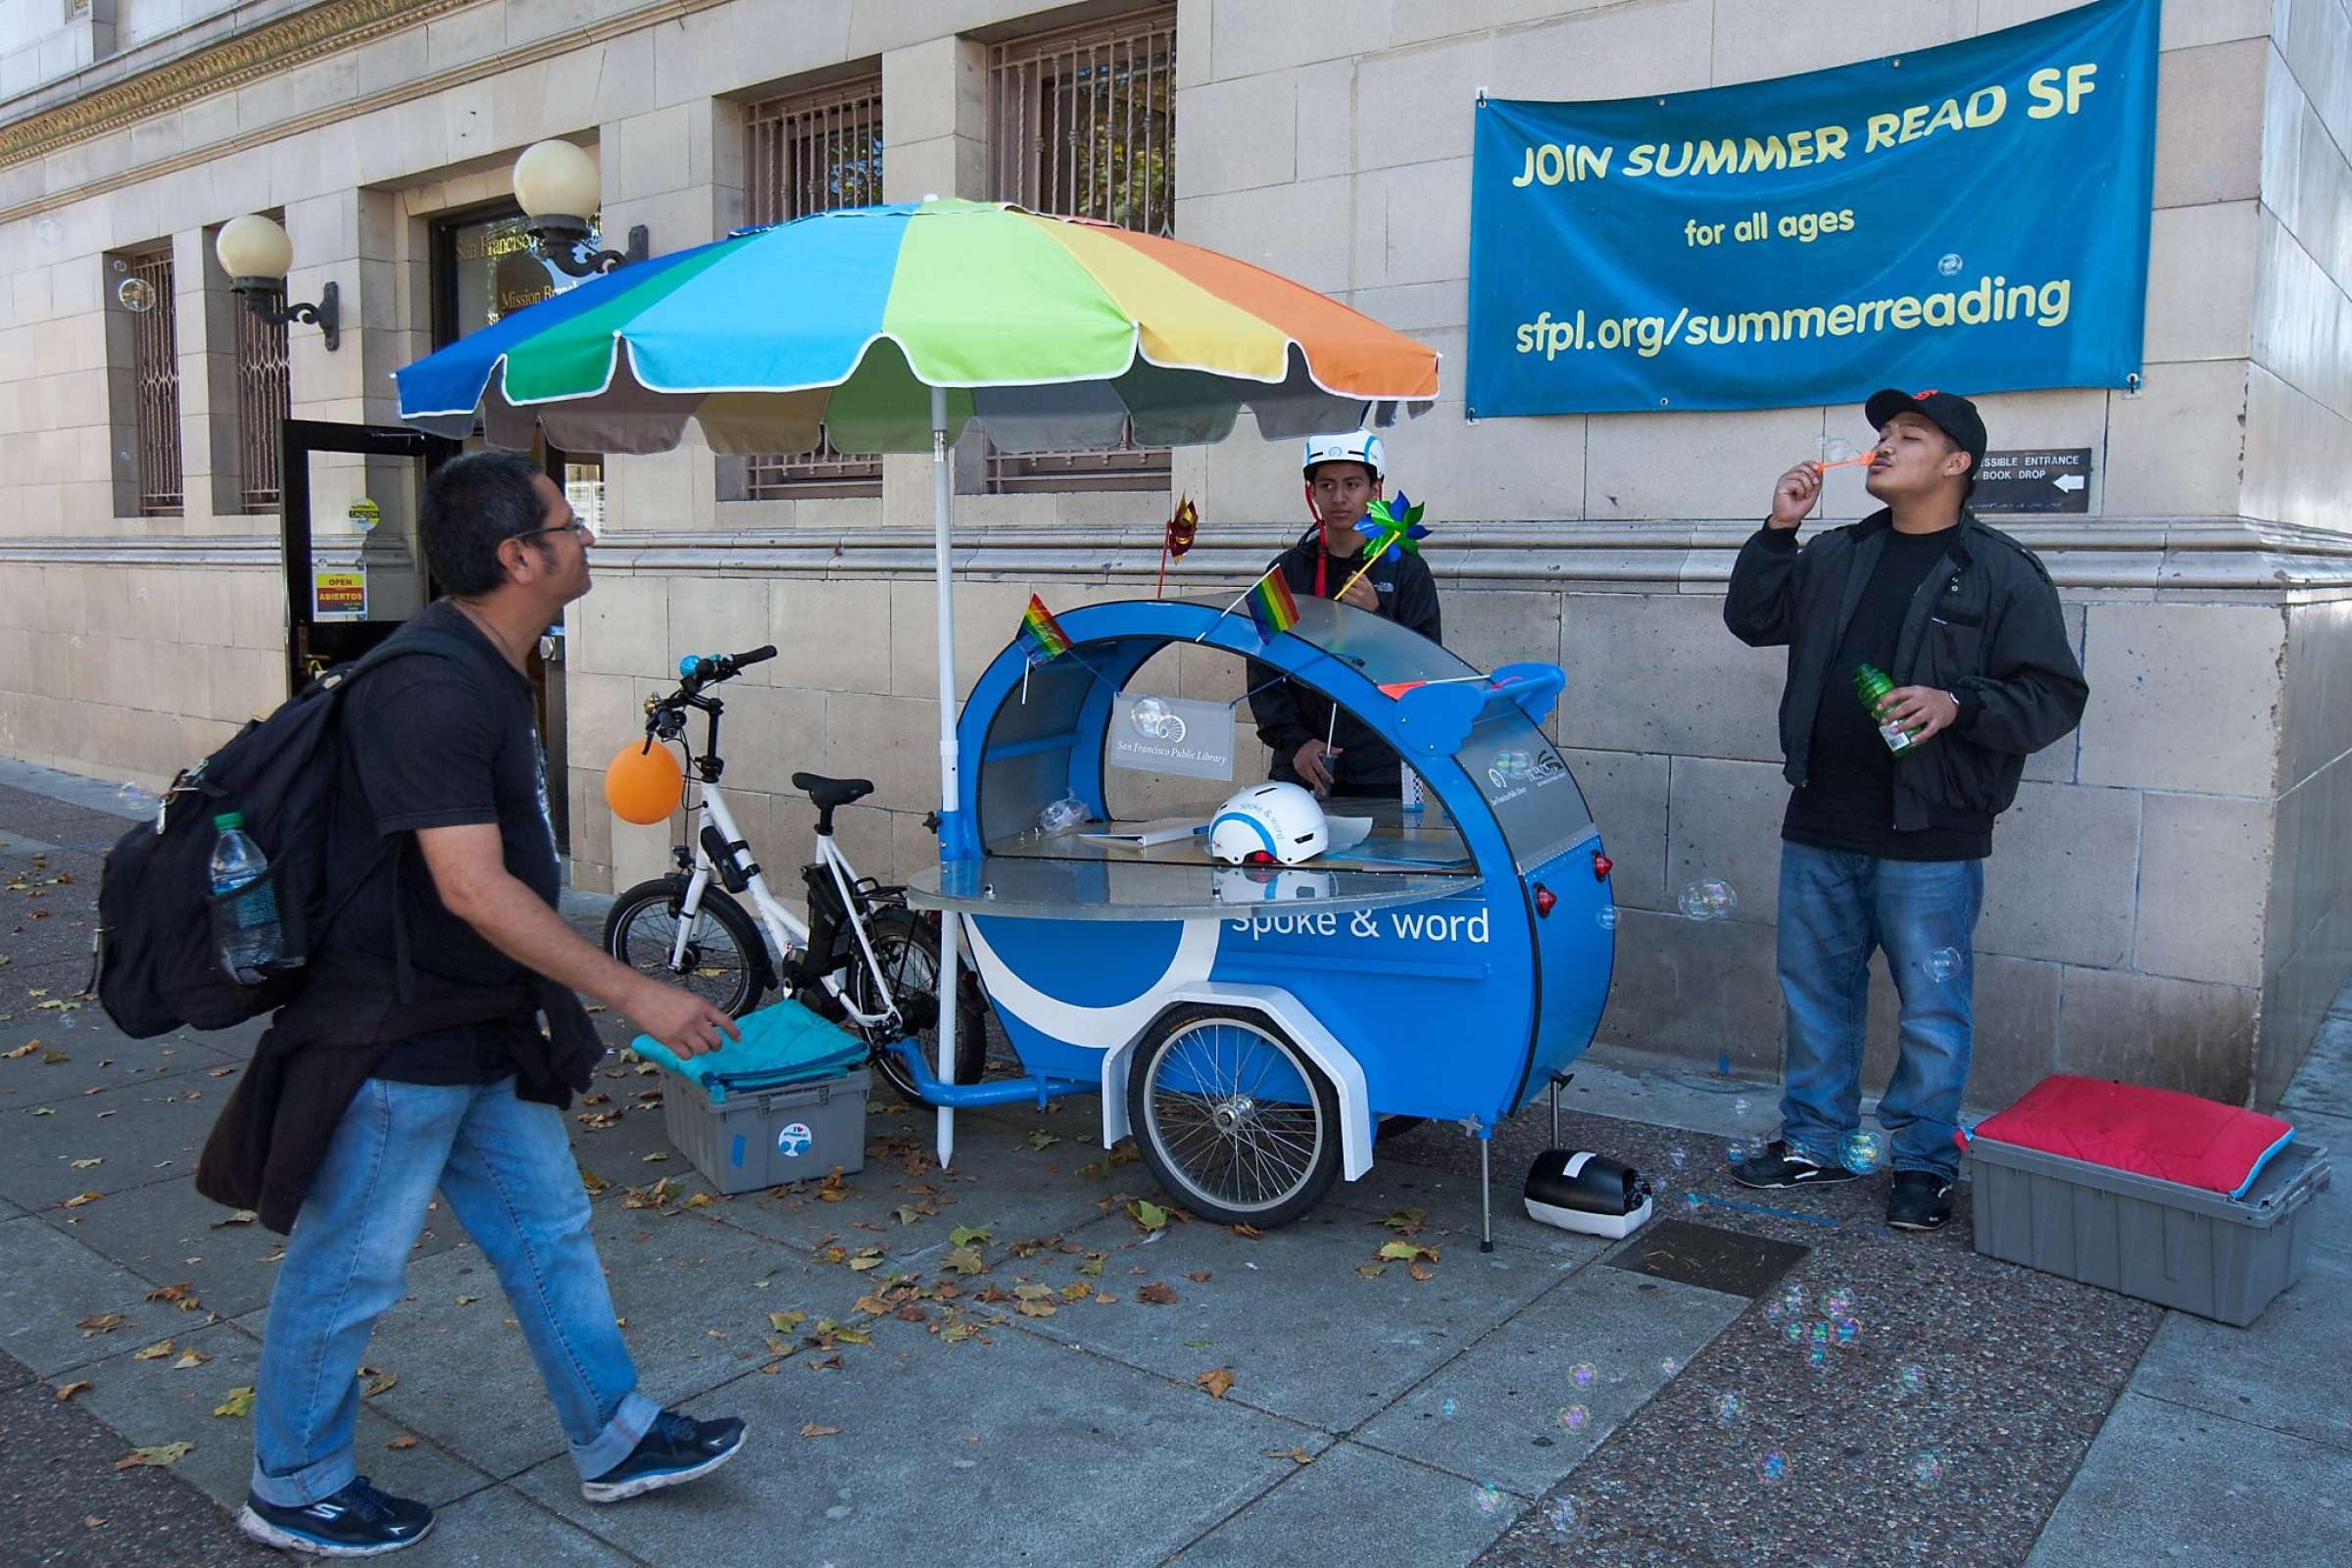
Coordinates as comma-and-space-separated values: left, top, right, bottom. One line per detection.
1333, 494, 1433, 603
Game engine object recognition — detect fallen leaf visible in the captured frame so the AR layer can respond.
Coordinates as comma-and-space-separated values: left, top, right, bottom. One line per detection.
768, 1310, 808, 1334
455, 1296, 477, 1306
75, 1312, 124, 1335
115, 1443, 194, 1470
386, 1434, 418, 1450
54, 1380, 91, 1401
1023, 1129, 1060, 1151
172, 1348, 211, 1369
891, 1204, 920, 1226
29, 1107, 55, 1116
209, 1210, 258, 1228
1380, 1207, 1426, 1234
1056, 1281, 1091, 1302
681, 1192, 716, 1209
1377, 1241, 1437, 1263
799, 1422, 841, 1438
1267, 1445, 1316, 1465
1230, 1223, 1263, 1240
0, 1040, 32, 1058
1128, 1200, 1169, 1233
209, 1066, 235, 1078
144, 1283, 200, 1310
361, 1370, 397, 1397
1196, 1367, 1236, 1399
942, 1247, 985, 1276
132, 1340, 174, 1361
578, 1166, 609, 1196
82, 1516, 106, 1528
1013, 1298, 1057, 1318
40, 1049, 67, 1063
1409, 1262, 1435, 1282
847, 1247, 886, 1272
62, 1191, 101, 1207
212, 1386, 254, 1418
1186, 1270, 1212, 1284
1355, 1263, 1388, 1280
948, 1225, 992, 1249
1137, 1282, 1179, 1305
71, 1157, 101, 1168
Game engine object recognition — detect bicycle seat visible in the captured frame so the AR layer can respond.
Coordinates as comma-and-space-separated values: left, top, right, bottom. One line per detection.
793, 772, 874, 809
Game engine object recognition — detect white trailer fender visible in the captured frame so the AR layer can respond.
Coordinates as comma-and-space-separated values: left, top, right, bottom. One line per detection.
1101, 982, 1372, 1183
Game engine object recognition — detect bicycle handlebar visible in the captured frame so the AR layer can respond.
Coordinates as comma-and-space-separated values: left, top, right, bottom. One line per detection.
673, 645, 778, 687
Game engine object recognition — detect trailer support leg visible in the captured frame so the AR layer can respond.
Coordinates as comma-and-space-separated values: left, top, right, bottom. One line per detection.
1478, 1123, 1494, 1253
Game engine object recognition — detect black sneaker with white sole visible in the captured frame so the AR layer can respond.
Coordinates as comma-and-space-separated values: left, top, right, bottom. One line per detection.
1887, 1171, 1955, 1231
581, 1409, 746, 1503
238, 1476, 433, 1557
1729, 1139, 1863, 1191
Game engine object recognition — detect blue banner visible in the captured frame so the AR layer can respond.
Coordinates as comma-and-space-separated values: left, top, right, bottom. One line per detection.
1465, 0, 2160, 417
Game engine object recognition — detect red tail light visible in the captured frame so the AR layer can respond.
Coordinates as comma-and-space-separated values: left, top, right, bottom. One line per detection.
1592, 853, 1613, 881
1533, 883, 1556, 917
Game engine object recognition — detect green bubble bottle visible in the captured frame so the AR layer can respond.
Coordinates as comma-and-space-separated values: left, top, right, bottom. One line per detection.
1853, 663, 1926, 753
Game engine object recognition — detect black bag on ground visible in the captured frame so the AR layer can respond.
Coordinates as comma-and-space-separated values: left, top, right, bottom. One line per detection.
93, 630, 472, 1037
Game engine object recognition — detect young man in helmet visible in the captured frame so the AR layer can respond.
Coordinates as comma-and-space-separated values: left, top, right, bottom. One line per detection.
1246, 430, 1444, 797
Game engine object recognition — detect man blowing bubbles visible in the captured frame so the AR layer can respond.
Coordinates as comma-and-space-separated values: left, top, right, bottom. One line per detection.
1724, 390, 2085, 1234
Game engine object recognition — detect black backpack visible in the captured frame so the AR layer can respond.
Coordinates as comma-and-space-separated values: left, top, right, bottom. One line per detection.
94, 630, 473, 1038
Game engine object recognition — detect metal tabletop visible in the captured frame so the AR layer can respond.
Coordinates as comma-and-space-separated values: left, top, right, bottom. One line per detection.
902, 853, 1470, 921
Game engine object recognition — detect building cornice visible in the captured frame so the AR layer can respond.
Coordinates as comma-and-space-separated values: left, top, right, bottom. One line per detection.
7, 517, 2350, 598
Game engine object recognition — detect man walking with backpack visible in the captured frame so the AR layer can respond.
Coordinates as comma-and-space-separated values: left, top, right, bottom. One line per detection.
205, 454, 748, 1557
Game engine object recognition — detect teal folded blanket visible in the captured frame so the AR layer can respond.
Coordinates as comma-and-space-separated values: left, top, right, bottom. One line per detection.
631, 998, 867, 1103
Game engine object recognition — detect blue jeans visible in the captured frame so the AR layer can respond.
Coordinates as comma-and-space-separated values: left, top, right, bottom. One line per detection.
1776, 842, 1984, 1181
250, 1076, 658, 1506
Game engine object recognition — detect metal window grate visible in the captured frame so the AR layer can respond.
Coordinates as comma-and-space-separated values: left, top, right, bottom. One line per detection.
742, 77, 885, 499
234, 289, 289, 513
128, 251, 182, 516
986, 8, 1176, 493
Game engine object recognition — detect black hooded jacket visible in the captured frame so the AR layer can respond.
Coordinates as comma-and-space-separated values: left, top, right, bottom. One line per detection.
1724, 509, 2087, 831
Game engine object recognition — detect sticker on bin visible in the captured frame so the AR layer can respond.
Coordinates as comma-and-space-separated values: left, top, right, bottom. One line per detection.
777, 1122, 814, 1158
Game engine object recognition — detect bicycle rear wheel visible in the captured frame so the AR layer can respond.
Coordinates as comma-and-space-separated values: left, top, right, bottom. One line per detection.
842, 907, 988, 1103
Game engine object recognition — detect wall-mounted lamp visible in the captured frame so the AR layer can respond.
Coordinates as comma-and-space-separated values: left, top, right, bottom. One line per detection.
215, 214, 338, 351
514, 139, 648, 277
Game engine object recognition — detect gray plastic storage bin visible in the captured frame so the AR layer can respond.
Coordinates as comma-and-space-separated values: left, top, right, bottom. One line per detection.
1969, 1136, 2329, 1326
661, 1066, 870, 1195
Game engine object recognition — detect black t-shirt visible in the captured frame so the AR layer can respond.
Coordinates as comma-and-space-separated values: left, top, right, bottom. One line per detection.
1783, 524, 1991, 861
321, 600, 561, 1083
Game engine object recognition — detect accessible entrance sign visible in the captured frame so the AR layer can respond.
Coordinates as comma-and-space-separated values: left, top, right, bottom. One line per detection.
1971, 448, 2091, 514
1466, 0, 2159, 416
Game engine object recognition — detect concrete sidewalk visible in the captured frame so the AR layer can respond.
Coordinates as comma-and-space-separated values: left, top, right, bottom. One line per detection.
0, 759, 2342, 1567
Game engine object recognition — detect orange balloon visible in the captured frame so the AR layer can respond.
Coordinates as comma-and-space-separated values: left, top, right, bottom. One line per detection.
604, 741, 683, 825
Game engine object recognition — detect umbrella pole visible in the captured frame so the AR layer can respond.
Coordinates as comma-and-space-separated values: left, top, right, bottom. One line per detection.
930, 384, 959, 1171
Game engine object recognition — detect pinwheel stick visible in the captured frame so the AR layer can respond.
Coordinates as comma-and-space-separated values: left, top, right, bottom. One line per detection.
1330, 538, 1396, 605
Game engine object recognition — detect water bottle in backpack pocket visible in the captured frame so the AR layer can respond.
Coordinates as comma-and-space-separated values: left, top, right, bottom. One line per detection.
207, 812, 287, 984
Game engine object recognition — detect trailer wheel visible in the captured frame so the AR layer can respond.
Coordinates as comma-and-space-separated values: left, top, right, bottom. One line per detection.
1127, 1004, 1343, 1229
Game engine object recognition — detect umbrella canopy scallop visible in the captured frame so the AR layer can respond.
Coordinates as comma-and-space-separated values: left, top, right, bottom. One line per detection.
395, 199, 1441, 456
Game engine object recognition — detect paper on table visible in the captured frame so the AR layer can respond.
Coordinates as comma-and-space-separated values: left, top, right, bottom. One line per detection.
1078, 815, 1208, 851
1322, 816, 1373, 855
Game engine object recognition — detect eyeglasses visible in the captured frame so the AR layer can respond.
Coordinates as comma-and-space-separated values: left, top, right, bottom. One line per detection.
513, 520, 591, 543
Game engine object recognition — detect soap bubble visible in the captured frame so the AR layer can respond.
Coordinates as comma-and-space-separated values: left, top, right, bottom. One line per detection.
35, 218, 63, 244
1937, 253, 1963, 277
116, 276, 155, 313
1823, 1288, 1853, 1317
1659, 1357, 1679, 1375
1839, 1130, 1886, 1174
1765, 1300, 1785, 1321
1898, 1365, 1925, 1396
1714, 1392, 1743, 1427
112, 257, 127, 273
1037, 796, 1089, 834
117, 782, 148, 809
1785, 1322, 1803, 1343
1908, 1451, 1945, 1489
1441, 1396, 1458, 1420
1556, 1404, 1590, 1434
1756, 1451, 1788, 1486
1837, 1318, 1859, 1345
1733, 1097, 1752, 1118
1817, 435, 1860, 465
1542, 1498, 1578, 1540
1667, 1147, 1688, 1170
1923, 947, 1963, 983
1130, 696, 1173, 738
1471, 1482, 1504, 1516
1677, 879, 1739, 921
1807, 1344, 1828, 1368
1570, 1362, 1596, 1390
1595, 906, 1618, 931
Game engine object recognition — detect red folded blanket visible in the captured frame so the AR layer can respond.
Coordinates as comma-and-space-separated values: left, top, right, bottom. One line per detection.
1967, 1074, 2295, 1199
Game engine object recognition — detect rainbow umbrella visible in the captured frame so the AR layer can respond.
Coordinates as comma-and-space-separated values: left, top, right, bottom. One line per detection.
396, 198, 1442, 1164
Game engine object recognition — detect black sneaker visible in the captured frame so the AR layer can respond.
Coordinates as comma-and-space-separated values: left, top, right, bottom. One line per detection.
238, 1476, 433, 1557
1729, 1139, 1863, 1191
581, 1409, 747, 1503
1887, 1171, 1955, 1231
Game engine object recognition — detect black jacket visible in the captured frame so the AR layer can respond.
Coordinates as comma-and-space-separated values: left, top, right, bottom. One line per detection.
1724, 509, 2087, 830
1247, 531, 1443, 796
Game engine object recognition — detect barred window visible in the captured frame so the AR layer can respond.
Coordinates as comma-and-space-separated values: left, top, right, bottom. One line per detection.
126, 249, 182, 516
985, 7, 1176, 494
234, 281, 290, 513
741, 76, 884, 500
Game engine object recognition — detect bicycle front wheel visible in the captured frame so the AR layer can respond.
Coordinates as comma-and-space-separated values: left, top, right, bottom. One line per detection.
604, 878, 765, 1019
844, 907, 988, 1103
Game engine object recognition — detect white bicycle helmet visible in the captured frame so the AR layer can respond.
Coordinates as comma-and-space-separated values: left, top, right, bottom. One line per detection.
1212, 864, 1336, 904
1208, 781, 1329, 866
1301, 430, 1385, 479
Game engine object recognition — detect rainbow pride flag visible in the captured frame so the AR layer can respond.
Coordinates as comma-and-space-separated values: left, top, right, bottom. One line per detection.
1246, 571, 1299, 642
1017, 594, 1072, 666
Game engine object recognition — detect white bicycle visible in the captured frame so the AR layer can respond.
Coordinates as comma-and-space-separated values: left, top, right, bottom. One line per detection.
600, 648, 988, 1101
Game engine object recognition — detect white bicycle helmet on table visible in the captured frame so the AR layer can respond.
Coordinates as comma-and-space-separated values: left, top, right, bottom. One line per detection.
1208, 781, 1329, 866
1300, 430, 1385, 479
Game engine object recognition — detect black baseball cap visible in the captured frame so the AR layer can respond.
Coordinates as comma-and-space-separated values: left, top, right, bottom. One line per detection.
1864, 387, 1986, 489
